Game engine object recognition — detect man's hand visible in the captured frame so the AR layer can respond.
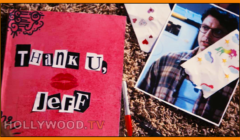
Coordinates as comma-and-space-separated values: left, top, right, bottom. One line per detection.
1, 123, 13, 136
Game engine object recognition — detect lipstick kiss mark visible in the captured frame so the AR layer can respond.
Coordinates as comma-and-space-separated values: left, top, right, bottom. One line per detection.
132, 18, 137, 23
149, 16, 154, 21
51, 73, 78, 90
142, 39, 149, 45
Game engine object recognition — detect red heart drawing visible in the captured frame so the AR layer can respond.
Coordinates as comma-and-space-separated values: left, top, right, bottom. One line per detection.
149, 16, 154, 21
132, 18, 137, 23
148, 8, 154, 13
142, 39, 149, 45
149, 35, 153, 38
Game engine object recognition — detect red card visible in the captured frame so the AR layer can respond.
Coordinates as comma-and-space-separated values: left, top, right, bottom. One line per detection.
1, 10, 126, 136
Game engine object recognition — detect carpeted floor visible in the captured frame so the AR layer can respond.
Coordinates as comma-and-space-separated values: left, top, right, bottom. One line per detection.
1, 3, 239, 136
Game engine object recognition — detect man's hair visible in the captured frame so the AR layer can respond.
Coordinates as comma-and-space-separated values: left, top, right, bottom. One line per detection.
201, 7, 239, 33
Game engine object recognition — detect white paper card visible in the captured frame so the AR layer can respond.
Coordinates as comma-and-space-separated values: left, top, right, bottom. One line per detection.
52, 50, 68, 68
181, 29, 239, 98
29, 49, 43, 66
85, 52, 103, 71
32, 92, 48, 112
125, 4, 171, 53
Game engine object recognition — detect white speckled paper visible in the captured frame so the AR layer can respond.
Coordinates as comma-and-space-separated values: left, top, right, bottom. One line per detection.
181, 29, 239, 98
125, 4, 171, 53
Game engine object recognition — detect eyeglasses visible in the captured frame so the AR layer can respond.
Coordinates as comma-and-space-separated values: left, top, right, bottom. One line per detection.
200, 24, 227, 38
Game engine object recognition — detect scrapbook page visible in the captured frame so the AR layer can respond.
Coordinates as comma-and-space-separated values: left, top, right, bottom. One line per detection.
1, 3, 240, 137
1, 10, 126, 136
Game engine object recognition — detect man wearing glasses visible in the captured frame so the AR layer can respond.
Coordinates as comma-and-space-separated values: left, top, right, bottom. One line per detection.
139, 7, 238, 123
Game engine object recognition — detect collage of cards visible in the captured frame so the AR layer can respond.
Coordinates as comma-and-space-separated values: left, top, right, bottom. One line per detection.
1, 3, 239, 137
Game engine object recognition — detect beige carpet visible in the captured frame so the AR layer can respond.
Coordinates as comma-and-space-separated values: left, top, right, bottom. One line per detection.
1, 3, 239, 136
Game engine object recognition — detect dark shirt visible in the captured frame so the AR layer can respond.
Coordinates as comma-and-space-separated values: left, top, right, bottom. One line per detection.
139, 47, 238, 124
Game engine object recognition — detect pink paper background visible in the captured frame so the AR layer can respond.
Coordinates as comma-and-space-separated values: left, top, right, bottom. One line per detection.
1, 11, 126, 136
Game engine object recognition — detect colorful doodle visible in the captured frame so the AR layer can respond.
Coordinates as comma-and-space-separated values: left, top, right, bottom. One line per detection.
215, 47, 237, 59
197, 57, 202, 64
232, 34, 239, 44
225, 74, 229, 80
201, 83, 214, 92
222, 59, 227, 65
204, 51, 214, 63
225, 39, 230, 46
229, 65, 239, 74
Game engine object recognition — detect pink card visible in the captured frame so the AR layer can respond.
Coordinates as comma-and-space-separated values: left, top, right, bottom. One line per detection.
1, 10, 126, 136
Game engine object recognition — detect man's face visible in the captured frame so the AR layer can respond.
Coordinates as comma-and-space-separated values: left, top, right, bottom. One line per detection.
198, 15, 228, 49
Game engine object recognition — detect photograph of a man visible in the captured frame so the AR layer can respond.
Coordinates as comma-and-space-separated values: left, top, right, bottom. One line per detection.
137, 4, 239, 125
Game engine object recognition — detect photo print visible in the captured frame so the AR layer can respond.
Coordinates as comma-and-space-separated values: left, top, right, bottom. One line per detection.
165, 21, 181, 36
136, 4, 239, 126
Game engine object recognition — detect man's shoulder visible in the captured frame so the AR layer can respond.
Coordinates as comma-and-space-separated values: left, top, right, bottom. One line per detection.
164, 51, 190, 58
156, 50, 192, 63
